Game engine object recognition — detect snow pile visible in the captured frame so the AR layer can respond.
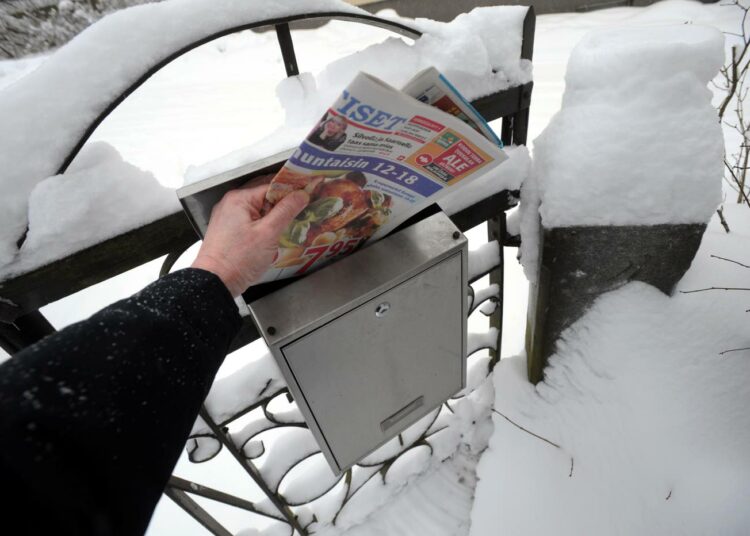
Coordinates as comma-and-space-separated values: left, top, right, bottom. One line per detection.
532, 24, 724, 229
0, 142, 178, 279
0, 0, 364, 267
516, 169, 542, 281
472, 268, 750, 536
186, 6, 531, 183
471, 207, 750, 534
317, 6, 530, 104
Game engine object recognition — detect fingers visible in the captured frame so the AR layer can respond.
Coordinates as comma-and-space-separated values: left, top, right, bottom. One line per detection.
223, 183, 270, 211
259, 190, 310, 240
240, 173, 276, 189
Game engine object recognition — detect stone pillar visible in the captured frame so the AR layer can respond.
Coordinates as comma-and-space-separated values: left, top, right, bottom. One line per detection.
525, 222, 706, 384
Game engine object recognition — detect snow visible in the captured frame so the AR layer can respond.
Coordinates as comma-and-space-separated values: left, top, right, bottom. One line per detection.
186, 7, 531, 185
469, 3, 750, 533
317, 447, 477, 536
467, 328, 498, 356
202, 341, 285, 427
256, 427, 321, 491
471, 206, 750, 535
469, 282, 499, 313
279, 453, 341, 506
315, 6, 530, 102
0, 0, 364, 267
467, 240, 500, 281
0, 0, 530, 273
0, 142, 179, 279
533, 23, 724, 228
188, 338, 285, 443
311, 377, 494, 536
382, 444, 431, 483
0, 1, 746, 535
517, 168, 542, 281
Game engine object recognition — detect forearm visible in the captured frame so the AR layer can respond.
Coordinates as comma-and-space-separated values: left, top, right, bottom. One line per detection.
0, 268, 241, 535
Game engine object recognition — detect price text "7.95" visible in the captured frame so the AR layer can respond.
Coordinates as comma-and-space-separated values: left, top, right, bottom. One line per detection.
295, 238, 364, 275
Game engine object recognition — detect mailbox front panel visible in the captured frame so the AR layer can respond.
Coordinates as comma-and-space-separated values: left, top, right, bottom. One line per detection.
281, 252, 464, 472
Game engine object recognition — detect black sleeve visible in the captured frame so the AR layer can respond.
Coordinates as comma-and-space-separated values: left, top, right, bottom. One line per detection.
0, 268, 242, 536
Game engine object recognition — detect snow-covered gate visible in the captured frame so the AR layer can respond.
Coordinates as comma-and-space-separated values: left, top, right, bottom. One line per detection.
0, 5, 534, 534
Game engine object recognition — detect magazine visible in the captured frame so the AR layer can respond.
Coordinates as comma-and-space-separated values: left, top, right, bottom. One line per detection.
256, 68, 507, 284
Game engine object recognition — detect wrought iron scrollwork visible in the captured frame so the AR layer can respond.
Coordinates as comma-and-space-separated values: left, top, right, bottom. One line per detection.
169, 246, 503, 535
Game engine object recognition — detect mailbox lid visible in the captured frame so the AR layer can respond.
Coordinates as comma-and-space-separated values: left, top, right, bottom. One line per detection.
250, 211, 466, 347
281, 252, 465, 472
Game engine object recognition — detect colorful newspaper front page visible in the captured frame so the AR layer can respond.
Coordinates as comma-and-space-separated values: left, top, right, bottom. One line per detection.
257, 71, 507, 284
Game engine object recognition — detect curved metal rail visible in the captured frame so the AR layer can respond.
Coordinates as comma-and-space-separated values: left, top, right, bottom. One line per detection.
56, 12, 421, 176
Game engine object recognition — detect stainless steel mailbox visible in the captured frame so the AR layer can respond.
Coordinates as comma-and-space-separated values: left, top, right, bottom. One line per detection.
250, 212, 467, 475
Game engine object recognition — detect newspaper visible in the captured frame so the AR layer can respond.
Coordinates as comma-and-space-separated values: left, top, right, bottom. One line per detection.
257, 68, 507, 284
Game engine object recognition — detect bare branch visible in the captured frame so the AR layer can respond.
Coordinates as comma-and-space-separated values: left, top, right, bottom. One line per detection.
491, 408, 561, 449
680, 286, 750, 294
715, 208, 732, 233
719, 347, 750, 355
724, 160, 750, 206
718, 46, 740, 120
711, 254, 749, 268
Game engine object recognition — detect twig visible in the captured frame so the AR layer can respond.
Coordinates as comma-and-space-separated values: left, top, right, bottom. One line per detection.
711, 254, 749, 268
719, 46, 740, 120
723, 161, 750, 206
491, 408, 561, 449
569, 458, 574, 478
666, 490, 672, 501
716, 208, 732, 233
680, 286, 750, 294
719, 347, 750, 355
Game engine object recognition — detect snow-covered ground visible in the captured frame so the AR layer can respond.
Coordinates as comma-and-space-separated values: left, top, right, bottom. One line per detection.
471, 3, 750, 536
0, 0, 748, 534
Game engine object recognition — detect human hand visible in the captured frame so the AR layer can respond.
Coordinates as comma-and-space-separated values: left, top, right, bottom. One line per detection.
191, 178, 309, 297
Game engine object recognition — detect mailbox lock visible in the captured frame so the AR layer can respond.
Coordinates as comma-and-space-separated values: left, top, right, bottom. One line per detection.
374, 302, 391, 318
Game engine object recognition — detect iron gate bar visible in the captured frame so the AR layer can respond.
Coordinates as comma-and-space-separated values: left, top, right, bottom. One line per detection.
275, 23, 300, 78
487, 6, 535, 368
198, 406, 305, 534
168, 475, 285, 521
165, 486, 234, 536
472, 82, 533, 122
0, 310, 55, 354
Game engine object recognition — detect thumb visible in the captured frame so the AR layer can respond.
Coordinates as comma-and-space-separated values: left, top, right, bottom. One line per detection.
260, 190, 310, 239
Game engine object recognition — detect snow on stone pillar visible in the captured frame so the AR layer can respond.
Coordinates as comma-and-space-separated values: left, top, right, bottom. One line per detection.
522, 25, 725, 384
